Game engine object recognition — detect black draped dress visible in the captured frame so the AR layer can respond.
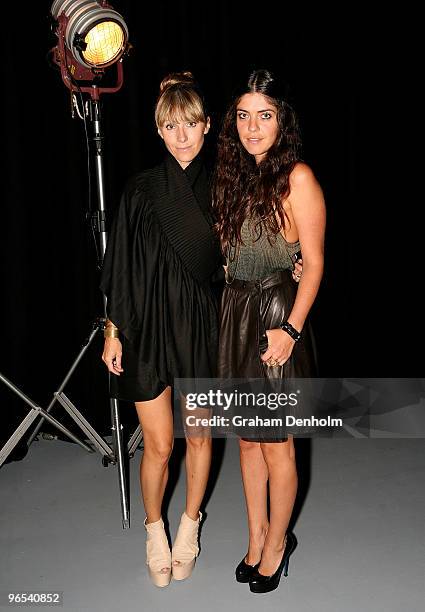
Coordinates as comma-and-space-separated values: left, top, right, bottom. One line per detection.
100, 153, 223, 401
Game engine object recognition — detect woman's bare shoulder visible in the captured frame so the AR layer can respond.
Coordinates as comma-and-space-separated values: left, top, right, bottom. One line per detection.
289, 162, 317, 188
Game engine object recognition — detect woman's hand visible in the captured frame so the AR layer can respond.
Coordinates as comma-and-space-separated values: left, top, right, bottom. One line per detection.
292, 258, 303, 283
102, 338, 124, 375
260, 328, 295, 367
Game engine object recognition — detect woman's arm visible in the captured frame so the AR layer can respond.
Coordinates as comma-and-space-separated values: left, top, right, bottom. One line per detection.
102, 319, 124, 375
261, 162, 325, 365
286, 162, 326, 331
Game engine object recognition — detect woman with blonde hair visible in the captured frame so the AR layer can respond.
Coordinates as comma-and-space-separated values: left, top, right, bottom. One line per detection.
100, 72, 223, 587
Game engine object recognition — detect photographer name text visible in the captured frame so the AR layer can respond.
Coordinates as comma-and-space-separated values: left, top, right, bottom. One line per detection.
185, 415, 343, 428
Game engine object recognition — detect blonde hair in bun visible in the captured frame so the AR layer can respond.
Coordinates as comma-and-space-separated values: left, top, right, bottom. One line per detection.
155, 71, 207, 127
158, 71, 194, 94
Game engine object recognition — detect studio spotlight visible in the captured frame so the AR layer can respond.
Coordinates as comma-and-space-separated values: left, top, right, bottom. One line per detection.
50, 0, 129, 94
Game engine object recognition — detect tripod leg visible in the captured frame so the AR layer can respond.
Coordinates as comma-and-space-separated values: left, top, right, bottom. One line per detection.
0, 409, 41, 467
110, 397, 130, 528
0, 370, 93, 463
0, 403, 96, 467
27, 324, 100, 446
56, 392, 113, 457
127, 423, 143, 457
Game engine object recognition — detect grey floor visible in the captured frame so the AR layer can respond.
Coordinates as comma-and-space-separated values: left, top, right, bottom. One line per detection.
1, 436, 424, 612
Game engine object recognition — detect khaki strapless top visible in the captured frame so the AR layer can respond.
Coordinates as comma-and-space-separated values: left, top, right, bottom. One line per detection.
227, 218, 300, 281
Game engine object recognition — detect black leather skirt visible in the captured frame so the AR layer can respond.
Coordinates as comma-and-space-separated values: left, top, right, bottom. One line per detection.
217, 270, 317, 441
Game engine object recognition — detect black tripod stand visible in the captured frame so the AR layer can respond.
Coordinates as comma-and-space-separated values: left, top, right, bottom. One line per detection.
0, 89, 142, 528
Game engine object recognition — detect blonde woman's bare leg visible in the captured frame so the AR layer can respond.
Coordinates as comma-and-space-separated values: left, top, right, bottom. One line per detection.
259, 436, 297, 575
168, 399, 211, 579
135, 386, 174, 523
239, 438, 269, 564
184, 434, 212, 519
180, 399, 212, 520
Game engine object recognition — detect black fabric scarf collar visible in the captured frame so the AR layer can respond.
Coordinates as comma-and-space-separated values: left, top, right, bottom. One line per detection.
147, 152, 222, 283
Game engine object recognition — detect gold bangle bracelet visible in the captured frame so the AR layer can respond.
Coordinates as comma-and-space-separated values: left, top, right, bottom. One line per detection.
104, 328, 120, 338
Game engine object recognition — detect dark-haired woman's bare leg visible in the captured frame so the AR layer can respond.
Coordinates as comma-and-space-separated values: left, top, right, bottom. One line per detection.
259, 437, 297, 575
239, 439, 270, 564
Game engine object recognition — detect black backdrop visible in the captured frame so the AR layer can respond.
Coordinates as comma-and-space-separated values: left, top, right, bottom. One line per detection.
1, 2, 419, 459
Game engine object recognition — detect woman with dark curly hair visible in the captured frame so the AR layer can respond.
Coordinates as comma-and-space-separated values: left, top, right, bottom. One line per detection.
213, 69, 326, 593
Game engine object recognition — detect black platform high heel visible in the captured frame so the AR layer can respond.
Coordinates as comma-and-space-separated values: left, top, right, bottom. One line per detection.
235, 557, 260, 583
249, 532, 297, 594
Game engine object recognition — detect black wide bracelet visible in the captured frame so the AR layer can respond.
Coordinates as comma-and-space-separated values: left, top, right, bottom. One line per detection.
279, 321, 301, 342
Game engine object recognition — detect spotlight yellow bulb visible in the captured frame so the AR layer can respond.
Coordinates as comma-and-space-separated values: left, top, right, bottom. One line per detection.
82, 21, 125, 66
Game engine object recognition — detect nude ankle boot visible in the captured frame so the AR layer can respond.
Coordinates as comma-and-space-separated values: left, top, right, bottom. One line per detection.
144, 517, 172, 587
171, 511, 203, 580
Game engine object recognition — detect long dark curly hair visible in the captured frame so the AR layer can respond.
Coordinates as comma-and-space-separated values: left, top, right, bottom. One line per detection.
212, 69, 301, 252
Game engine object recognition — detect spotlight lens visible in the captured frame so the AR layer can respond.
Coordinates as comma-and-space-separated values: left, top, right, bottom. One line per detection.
82, 21, 125, 66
